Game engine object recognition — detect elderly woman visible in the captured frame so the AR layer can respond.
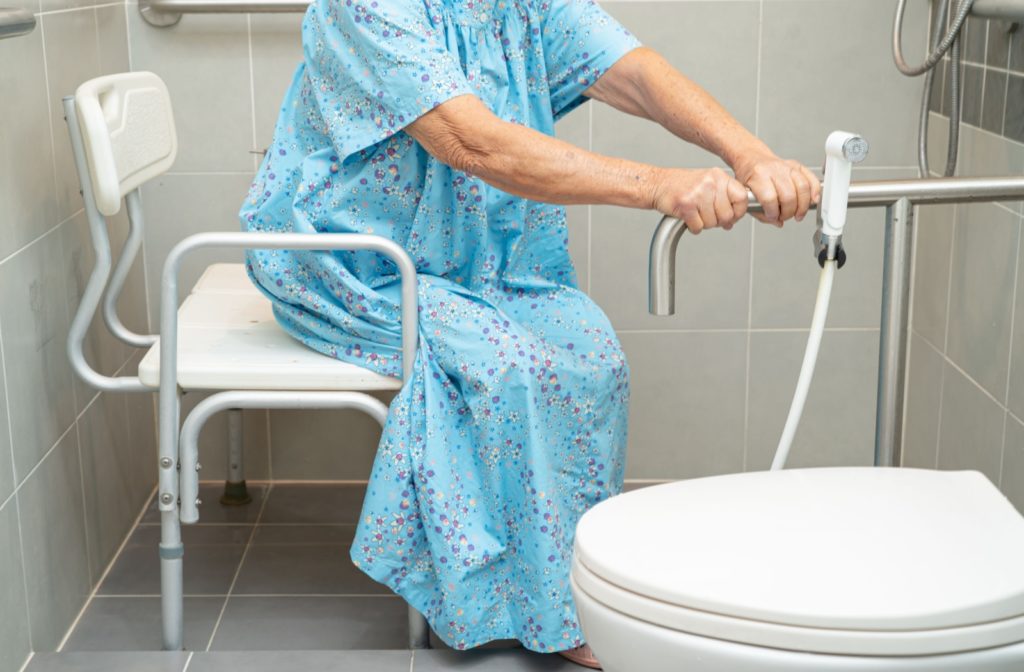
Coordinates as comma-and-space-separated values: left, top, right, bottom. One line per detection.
240, 0, 818, 666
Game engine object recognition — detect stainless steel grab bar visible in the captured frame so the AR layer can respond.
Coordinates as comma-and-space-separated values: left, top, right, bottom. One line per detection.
649, 174, 1024, 471
0, 7, 35, 40
139, 0, 307, 26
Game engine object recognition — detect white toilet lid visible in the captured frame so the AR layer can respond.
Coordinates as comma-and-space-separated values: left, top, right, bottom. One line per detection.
574, 468, 1024, 634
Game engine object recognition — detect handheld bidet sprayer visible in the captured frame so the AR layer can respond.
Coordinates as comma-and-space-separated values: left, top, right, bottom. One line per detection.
771, 131, 869, 471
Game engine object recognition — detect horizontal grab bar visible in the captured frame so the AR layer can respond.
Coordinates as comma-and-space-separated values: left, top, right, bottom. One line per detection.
0, 7, 35, 39
139, 0, 307, 25
650, 175, 1024, 316
970, 0, 1024, 21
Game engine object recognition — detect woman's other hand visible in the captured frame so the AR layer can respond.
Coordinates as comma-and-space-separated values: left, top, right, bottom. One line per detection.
733, 154, 821, 227
651, 167, 749, 234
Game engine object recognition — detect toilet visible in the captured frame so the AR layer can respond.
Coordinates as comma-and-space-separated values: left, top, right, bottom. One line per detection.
571, 467, 1024, 671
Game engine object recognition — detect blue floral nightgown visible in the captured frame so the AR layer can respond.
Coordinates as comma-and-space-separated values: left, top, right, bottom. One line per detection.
240, 0, 637, 652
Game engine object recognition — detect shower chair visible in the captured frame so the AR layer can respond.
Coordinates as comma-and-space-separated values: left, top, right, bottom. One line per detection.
63, 70, 430, 651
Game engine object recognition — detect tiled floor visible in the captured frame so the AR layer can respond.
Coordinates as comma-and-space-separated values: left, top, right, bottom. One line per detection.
47, 482, 577, 671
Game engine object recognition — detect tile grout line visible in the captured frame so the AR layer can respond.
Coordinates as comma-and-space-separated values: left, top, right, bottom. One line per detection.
0, 312, 33, 656
72, 419, 96, 597
16, 652, 33, 672
409, 649, 416, 672
203, 481, 273, 650
0, 207, 80, 271
997, 217, 1023, 488
182, 651, 195, 672
34, 1, 123, 17
247, 13, 259, 173
742, 0, 765, 472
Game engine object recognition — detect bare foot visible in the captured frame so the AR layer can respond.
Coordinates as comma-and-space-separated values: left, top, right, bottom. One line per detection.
557, 643, 602, 669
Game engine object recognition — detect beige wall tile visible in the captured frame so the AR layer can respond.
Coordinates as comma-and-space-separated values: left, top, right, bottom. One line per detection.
902, 334, 944, 469
937, 362, 1005, 484
747, 329, 878, 470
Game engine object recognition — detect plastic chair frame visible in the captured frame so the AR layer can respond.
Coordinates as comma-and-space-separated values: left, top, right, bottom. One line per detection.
62, 93, 430, 651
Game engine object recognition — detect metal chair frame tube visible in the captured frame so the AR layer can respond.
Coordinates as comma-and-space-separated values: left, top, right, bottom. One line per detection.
63, 96, 149, 393
158, 231, 423, 651
650, 175, 1024, 468
105, 190, 158, 348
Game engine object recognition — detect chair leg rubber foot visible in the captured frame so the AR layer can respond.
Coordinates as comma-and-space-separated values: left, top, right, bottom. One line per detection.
219, 481, 252, 506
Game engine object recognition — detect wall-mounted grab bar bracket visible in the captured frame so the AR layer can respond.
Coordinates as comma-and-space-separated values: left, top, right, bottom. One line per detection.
0, 7, 35, 40
139, 0, 183, 27
139, 0, 309, 25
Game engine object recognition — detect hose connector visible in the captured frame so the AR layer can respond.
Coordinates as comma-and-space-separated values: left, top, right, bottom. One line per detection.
814, 131, 868, 268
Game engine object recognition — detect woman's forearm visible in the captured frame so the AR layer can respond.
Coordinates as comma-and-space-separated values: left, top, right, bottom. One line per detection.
586, 47, 774, 172
407, 94, 663, 208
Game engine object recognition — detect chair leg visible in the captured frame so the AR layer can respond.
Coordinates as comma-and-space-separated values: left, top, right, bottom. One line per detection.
160, 508, 185, 650
220, 408, 251, 506
408, 604, 431, 649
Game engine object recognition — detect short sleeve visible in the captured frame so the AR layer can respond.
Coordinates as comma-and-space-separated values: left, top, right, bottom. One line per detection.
540, 0, 642, 120
304, 0, 475, 161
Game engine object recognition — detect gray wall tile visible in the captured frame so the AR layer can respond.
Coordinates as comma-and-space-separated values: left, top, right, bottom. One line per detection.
42, 10, 103, 223
759, 0, 926, 166
0, 228, 76, 481
78, 392, 144, 585
140, 173, 255, 323
596, 1, 759, 170
619, 331, 746, 479
1001, 413, 1024, 513
0, 29, 58, 261
18, 430, 91, 651
96, 5, 131, 75
912, 204, 954, 348
903, 334, 944, 469
128, 13, 254, 172
964, 17, 988, 65
981, 70, 1007, 136
747, 330, 878, 471
1007, 75, 1024, 145
0, 324, 13, 506
937, 362, 1005, 484
986, 20, 1013, 69
0, 498, 31, 672
250, 14, 305, 153
955, 124, 1024, 214
961, 64, 984, 128
591, 209, 751, 330
1006, 216, 1024, 419
945, 202, 1019, 399
269, 397, 391, 481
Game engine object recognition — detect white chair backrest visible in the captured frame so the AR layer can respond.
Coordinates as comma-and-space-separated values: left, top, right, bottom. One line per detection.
75, 71, 178, 216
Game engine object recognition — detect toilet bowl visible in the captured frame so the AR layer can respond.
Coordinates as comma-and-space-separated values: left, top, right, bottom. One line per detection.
571, 467, 1024, 671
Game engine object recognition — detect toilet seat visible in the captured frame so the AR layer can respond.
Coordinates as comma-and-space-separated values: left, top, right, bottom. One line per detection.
572, 468, 1024, 656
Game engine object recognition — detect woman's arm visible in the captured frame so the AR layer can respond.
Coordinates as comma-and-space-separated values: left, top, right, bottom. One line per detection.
584, 47, 821, 225
405, 94, 748, 233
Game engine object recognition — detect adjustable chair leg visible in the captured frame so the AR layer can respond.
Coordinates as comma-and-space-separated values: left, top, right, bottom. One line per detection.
160, 508, 185, 650
408, 604, 431, 649
220, 408, 251, 506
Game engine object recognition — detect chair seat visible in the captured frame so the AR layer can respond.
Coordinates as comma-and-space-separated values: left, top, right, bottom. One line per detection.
138, 264, 402, 391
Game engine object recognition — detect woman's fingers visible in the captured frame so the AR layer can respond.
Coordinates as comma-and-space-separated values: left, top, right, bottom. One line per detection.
727, 178, 749, 222
791, 167, 812, 222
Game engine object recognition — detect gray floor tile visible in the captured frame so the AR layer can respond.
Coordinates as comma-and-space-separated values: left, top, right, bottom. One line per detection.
61, 597, 223, 652
99, 525, 251, 595
233, 539, 389, 595
414, 649, 577, 671
140, 484, 266, 525
209, 596, 409, 650
260, 484, 366, 524
188, 650, 411, 672
26, 653, 190, 672
251, 524, 356, 545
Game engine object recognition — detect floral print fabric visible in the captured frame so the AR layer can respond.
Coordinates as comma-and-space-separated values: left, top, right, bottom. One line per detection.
240, 0, 638, 652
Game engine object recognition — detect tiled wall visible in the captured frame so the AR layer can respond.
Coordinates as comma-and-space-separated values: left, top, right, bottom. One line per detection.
126, 0, 929, 483
0, 2, 157, 671
904, 12, 1024, 510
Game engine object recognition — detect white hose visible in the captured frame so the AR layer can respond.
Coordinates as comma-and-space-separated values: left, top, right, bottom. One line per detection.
771, 260, 837, 471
